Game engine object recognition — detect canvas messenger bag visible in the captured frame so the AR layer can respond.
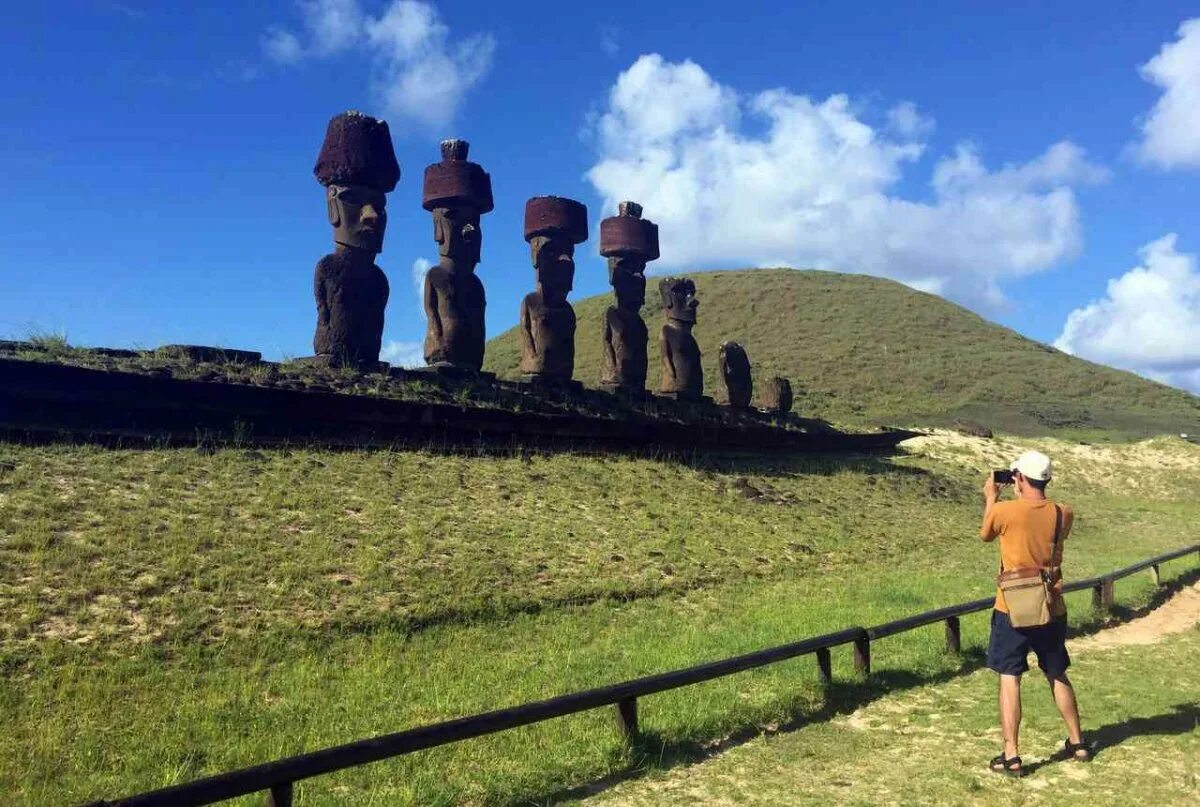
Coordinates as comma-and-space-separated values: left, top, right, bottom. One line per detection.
996, 504, 1063, 629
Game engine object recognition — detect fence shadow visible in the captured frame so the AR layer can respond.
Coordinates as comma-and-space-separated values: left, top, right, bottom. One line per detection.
539, 649, 988, 805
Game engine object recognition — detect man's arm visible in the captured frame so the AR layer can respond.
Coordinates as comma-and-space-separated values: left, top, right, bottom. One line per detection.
980, 475, 1000, 541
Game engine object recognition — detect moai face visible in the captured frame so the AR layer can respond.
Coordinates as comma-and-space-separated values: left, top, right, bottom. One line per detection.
530, 233, 576, 304
327, 184, 388, 254
662, 278, 698, 324
433, 205, 482, 267
608, 255, 647, 310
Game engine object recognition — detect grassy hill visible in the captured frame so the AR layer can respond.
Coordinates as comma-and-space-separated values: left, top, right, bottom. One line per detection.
485, 269, 1199, 437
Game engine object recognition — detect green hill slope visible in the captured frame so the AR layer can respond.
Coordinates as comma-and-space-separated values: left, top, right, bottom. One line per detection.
486, 269, 1199, 437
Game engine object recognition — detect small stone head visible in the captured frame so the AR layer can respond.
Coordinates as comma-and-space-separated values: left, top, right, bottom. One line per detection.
600, 201, 658, 311
659, 277, 698, 324
525, 196, 588, 303
423, 140, 493, 270
314, 111, 400, 255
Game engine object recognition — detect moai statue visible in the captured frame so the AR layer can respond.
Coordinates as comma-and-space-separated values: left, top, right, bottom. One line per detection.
311, 111, 399, 367
657, 277, 703, 400
719, 341, 753, 408
421, 140, 494, 371
599, 201, 658, 394
518, 196, 588, 382
761, 376, 794, 415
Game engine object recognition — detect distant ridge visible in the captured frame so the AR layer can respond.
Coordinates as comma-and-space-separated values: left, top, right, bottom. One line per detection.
485, 268, 1199, 437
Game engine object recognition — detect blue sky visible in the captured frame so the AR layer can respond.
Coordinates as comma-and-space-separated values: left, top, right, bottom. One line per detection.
2, 2, 1198, 391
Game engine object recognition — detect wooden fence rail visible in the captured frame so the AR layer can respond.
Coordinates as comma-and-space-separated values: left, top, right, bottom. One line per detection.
86, 543, 1199, 807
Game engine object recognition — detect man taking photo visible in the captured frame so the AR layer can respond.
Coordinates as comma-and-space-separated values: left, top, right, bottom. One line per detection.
980, 450, 1093, 776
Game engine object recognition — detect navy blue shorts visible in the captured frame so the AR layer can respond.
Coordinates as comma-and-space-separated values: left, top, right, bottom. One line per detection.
987, 609, 1070, 677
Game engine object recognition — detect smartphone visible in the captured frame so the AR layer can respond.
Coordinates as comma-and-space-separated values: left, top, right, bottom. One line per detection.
992, 469, 1014, 485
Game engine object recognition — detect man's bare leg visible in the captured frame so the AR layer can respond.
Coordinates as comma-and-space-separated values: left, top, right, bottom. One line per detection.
999, 673, 1022, 759
1046, 672, 1086, 755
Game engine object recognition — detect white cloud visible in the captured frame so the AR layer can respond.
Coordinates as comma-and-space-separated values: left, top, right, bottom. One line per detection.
262, 28, 304, 64
1055, 234, 1200, 393
1134, 18, 1200, 169
411, 257, 432, 297
264, 1, 494, 129
380, 339, 424, 367
585, 55, 1106, 309
599, 25, 620, 57
886, 101, 934, 139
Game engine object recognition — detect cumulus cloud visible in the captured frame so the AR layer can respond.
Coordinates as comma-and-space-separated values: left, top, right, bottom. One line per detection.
585, 55, 1107, 308
1055, 234, 1200, 393
263, 0, 494, 129
380, 339, 424, 367
1134, 18, 1200, 169
411, 257, 432, 297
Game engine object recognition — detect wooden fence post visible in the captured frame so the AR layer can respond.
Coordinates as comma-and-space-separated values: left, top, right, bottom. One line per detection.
1150, 564, 1161, 586
816, 647, 832, 685
1093, 579, 1114, 611
615, 697, 638, 740
945, 616, 961, 654
853, 634, 871, 676
267, 782, 293, 807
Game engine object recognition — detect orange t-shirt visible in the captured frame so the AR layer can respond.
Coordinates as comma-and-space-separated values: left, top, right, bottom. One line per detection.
980, 498, 1074, 613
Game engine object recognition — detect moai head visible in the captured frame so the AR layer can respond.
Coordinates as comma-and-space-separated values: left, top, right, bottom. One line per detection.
600, 201, 658, 312
659, 277, 698, 324
762, 376, 794, 414
524, 196, 588, 305
314, 111, 401, 255
423, 139, 493, 273
719, 341, 753, 408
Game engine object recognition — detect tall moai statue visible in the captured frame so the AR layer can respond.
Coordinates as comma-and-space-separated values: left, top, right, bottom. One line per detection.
311, 111, 399, 368
421, 140, 494, 371
719, 341, 753, 408
518, 196, 588, 382
658, 277, 703, 400
599, 201, 658, 394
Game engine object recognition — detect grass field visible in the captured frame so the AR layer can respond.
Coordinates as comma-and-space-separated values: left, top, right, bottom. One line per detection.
485, 269, 1200, 437
2, 432, 1197, 805
582, 595, 1200, 806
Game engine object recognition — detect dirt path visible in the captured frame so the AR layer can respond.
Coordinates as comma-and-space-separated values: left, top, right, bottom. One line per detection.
581, 583, 1200, 805
1070, 580, 1200, 651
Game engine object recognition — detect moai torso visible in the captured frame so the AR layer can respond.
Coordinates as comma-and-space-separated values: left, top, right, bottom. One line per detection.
423, 264, 486, 369
660, 320, 703, 398
519, 289, 576, 378
313, 250, 389, 365
601, 305, 648, 391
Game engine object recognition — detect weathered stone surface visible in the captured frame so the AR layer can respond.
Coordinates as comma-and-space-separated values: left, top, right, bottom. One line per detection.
953, 418, 993, 439
422, 140, 492, 371
519, 197, 588, 380
719, 341, 752, 408
760, 376, 794, 414
158, 345, 262, 364
658, 277, 703, 400
312, 251, 390, 367
311, 111, 398, 368
600, 201, 657, 394
313, 111, 400, 192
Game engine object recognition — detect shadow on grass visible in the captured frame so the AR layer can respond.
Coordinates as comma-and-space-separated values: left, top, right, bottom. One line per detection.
1025, 703, 1200, 774
533, 569, 1200, 805
538, 648, 989, 805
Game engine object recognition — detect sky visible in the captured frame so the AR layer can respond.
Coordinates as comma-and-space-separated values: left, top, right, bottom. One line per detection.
2, 1, 1198, 393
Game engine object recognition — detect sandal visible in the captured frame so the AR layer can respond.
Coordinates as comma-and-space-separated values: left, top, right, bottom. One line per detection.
1063, 738, 1093, 761
989, 753, 1025, 777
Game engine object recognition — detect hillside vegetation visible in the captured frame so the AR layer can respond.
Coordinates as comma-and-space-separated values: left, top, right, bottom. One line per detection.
3, 434, 1197, 805
485, 269, 1199, 437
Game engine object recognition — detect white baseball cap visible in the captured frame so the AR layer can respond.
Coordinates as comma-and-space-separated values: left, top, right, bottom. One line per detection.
1011, 450, 1053, 481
